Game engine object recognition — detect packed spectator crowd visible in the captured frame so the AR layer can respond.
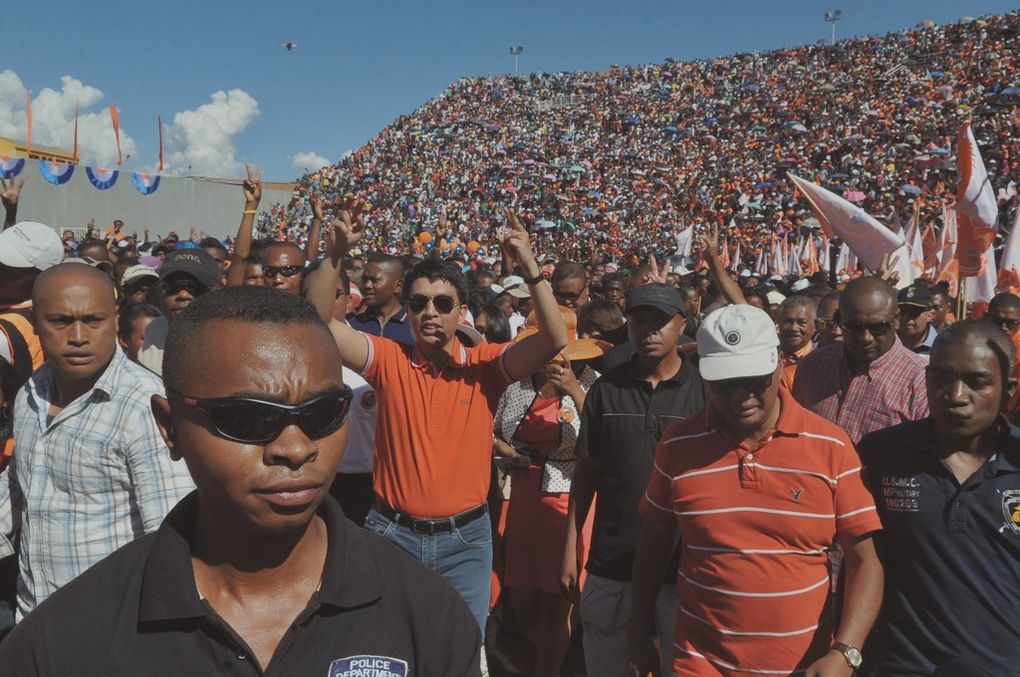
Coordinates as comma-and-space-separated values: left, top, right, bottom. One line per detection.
0, 10, 1020, 677
272, 12, 1020, 277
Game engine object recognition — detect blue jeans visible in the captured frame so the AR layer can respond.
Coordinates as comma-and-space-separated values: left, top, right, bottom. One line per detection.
364, 507, 492, 632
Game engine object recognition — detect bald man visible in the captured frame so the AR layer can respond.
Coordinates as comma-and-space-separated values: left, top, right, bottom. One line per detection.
793, 277, 928, 444
0, 263, 193, 617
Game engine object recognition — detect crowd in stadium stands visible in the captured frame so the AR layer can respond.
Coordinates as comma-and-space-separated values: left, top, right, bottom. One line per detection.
3, 11, 1020, 677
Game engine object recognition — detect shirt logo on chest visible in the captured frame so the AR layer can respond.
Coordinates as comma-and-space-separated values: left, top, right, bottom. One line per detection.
790, 487, 803, 502
1001, 490, 1020, 535
328, 655, 408, 677
881, 475, 921, 512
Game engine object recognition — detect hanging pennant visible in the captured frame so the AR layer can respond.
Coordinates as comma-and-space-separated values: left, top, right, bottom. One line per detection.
0, 157, 26, 178
109, 106, 123, 166
86, 166, 119, 190
38, 160, 75, 185
130, 171, 160, 195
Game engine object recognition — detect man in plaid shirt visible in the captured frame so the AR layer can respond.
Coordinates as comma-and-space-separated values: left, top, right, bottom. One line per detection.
0, 264, 193, 618
793, 277, 929, 444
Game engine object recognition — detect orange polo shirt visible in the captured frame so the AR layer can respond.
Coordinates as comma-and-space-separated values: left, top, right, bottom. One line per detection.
780, 340, 814, 391
361, 334, 513, 517
640, 389, 881, 675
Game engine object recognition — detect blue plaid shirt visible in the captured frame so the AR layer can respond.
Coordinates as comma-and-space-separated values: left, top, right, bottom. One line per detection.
0, 347, 194, 617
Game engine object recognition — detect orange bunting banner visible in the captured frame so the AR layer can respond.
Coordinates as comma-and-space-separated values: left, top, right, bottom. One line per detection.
110, 106, 123, 166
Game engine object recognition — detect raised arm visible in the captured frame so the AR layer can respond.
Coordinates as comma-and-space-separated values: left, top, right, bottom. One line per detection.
2, 177, 25, 229
500, 208, 568, 380
305, 199, 370, 371
305, 196, 324, 265
225, 164, 262, 287
698, 222, 746, 305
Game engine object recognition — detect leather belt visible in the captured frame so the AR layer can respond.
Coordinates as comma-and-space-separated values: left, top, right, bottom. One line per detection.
372, 499, 488, 535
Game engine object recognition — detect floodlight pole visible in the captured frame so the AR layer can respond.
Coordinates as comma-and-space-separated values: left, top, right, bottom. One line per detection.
824, 10, 843, 46
510, 45, 524, 75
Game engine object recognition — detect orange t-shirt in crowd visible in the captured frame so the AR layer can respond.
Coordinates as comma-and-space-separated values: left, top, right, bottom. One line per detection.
640, 389, 881, 676
361, 333, 513, 518
780, 341, 814, 391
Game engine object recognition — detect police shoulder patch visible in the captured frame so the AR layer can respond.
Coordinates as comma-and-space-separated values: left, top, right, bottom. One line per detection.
1002, 489, 1020, 535
328, 655, 409, 677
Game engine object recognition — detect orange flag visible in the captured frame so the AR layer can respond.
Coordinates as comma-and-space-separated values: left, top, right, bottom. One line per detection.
110, 106, 123, 165
956, 120, 998, 276
25, 90, 32, 158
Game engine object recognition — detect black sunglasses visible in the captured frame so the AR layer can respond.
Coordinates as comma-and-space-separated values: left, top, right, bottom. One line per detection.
407, 293, 458, 314
169, 386, 353, 444
839, 320, 895, 336
124, 279, 155, 294
263, 265, 303, 278
708, 372, 774, 395
160, 279, 210, 297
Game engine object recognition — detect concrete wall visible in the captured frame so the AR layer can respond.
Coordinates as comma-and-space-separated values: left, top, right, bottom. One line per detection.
9, 166, 293, 239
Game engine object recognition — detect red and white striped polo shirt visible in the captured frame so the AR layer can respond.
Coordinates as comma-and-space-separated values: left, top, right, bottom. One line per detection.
639, 389, 881, 675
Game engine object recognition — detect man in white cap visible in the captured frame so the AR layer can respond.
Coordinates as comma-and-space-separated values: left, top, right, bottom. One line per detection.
629, 304, 884, 676
0, 222, 64, 382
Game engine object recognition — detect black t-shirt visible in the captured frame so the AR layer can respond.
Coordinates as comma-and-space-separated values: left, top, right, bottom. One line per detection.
859, 418, 1020, 677
0, 492, 481, 677
576, 354, 709, 581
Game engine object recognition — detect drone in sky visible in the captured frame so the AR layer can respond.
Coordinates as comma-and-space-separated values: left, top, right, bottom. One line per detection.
281, 41, 299, 53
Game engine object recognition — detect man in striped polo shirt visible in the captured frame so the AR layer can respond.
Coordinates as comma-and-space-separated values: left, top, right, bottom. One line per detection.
629, 305, 884, 676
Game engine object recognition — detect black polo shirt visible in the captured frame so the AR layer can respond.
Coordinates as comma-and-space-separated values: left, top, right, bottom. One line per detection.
0, 492, 480, 676
348, 306, 414, 347
576, 354, 709, 581
859, 418, 1020, 676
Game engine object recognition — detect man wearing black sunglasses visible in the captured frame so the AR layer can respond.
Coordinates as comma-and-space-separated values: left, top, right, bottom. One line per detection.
262, 242, 306, 296
793, 277, 928, 444
137, 249, 222, 376
306, 204, 567, 635
0, 286, 482, 675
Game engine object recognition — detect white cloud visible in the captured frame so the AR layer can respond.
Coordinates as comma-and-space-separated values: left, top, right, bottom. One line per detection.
163, 89, 260, 178
0, 70, 260, 178
290, 151, 330, 172
0, 70, 138, 167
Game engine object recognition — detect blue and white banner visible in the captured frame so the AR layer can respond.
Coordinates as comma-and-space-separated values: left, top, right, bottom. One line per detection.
0, 157, 25, 178
86, 166, 119, 190
38, 160, 75, 185
130, 172, 161, 195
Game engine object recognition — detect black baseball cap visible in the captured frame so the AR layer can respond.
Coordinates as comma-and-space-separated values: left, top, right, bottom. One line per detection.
159, 249, 222, 289
897, 283, 933, 310
626, 283, 685, 316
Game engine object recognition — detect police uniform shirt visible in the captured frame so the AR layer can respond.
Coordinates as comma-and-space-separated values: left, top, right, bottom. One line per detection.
0, 492, 481, 677
859, 417, 1020, 676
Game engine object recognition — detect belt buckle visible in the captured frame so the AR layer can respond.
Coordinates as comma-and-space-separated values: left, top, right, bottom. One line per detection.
411, 519, 436, 535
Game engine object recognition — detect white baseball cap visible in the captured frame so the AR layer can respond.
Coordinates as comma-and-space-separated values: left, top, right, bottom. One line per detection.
121, 264, 160, 286
0, 221, 64, 271
697, 305, 779, 381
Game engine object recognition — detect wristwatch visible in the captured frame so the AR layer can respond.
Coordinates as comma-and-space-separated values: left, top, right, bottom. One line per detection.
831, 641, 863, 669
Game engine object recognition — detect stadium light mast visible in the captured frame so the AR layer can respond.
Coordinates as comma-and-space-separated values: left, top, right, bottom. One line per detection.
824, 10, 843, 46
510, 45, 524, 75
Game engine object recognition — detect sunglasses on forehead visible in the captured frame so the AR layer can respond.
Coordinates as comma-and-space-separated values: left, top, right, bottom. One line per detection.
169, 386, 353, 444
407, 294, 458, 314
263, 265, 303, 278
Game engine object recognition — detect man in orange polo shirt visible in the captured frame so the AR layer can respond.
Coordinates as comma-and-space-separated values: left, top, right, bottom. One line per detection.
628, 305, 884, 676
778, 295, 816, 391
306, 203, 567, 633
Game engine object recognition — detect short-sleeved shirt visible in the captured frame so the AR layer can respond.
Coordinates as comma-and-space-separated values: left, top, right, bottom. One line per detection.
640, 389, 881, 675
348, 306, 414, 346
0, 492, 482, 676
793, 337, 929, 443
361, 333, 512, 517
577, 354, 709, 581
859, 418, 1020, 676
338, 367, 376, 476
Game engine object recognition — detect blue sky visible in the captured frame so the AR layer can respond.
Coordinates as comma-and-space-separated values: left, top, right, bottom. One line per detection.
3, 0, 1015, 180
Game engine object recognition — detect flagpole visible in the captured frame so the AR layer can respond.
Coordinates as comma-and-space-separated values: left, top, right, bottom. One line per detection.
957, 268, 966, 320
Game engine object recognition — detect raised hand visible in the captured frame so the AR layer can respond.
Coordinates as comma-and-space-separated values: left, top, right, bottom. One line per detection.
500, 207, 536, 267
648, 256, 672, 284
697, 221, 721, 260
326, 197, 366, 258
1, 176, 25, 209
310, 196, 324, 221
243, 164, 263, 206
877, 252, 901, 285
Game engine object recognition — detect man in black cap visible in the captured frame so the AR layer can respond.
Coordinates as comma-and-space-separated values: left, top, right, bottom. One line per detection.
897, 283, 937, 358
138, 249, 222, 376
560, 283, 708, 677
0, 286, 481, 675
